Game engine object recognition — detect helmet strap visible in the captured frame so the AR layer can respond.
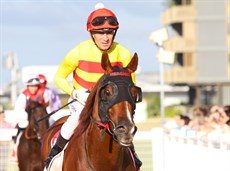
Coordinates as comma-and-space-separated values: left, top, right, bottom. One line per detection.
112, 29, 117, 42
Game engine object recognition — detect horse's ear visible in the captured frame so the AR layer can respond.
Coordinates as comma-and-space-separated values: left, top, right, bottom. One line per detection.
101, 51, 113, 73
125, 53, 138, 73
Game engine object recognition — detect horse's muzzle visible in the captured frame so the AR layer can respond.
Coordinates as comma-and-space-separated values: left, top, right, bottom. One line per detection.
113, 124, 137, 147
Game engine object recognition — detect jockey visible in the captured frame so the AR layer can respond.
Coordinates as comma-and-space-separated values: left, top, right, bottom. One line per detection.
13, 74, 52, 128
12, 74, 51, 162
44, 3, 142, 170
38, 74, 62, 125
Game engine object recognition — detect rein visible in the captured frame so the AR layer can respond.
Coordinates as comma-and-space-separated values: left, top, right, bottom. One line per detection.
36, 99, 77, 123
85, 116, 134, 170
84, 128, 95, 171
84, 117, 118, 171
24, 126, 40, 140
90, 117, 119, 143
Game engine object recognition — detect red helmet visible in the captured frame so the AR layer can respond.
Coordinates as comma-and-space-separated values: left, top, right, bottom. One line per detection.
38, 74, 47, 86
87, 6, 119, 31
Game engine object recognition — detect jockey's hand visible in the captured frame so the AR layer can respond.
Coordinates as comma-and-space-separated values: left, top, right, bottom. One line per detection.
18, 121, 29, 128
71, 89, 88, 105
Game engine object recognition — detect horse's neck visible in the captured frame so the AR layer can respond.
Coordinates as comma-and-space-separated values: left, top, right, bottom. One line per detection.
28, 120, 48, 139
87, 122, 126, 162
38, 121, 49, 138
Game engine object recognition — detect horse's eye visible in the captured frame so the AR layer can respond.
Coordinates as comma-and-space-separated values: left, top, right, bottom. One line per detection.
105, 89, 111, 96
100, 85, 114, 101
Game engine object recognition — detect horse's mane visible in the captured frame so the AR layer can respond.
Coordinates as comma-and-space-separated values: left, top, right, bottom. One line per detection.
74, 76, 103, 138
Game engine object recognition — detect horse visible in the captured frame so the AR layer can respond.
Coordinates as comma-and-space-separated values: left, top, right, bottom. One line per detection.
41, 51, 142, 171
17, 99, 49, 171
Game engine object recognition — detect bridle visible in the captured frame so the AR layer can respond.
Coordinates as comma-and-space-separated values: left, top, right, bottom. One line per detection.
98, 67, 142, 123
91, 67, 142, 143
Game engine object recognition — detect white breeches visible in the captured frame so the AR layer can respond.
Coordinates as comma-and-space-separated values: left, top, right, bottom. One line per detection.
60, 96, 88, 140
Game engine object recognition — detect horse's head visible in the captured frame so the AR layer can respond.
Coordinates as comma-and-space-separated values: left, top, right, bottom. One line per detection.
25, 99, 49, 139
95, 51, 142, 147
26, 99, 49, 121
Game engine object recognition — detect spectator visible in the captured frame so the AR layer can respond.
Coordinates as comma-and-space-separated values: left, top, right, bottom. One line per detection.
188, 106, 209, 132
208, 105, 229, 133
223, 105, 230, 127
0, 106, 12, 129
164, 114, 190, 134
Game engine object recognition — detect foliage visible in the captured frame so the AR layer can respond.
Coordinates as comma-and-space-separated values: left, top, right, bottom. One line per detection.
146, 94, 160, 117
165, 105, 183, 118
163, 0, 176, 8
145, 93, 183, 118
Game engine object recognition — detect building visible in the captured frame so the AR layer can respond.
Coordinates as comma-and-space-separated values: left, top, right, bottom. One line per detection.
161, 0, 230, 105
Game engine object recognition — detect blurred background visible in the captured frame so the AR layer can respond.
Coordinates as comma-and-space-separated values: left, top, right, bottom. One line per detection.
1, 0, 230, 171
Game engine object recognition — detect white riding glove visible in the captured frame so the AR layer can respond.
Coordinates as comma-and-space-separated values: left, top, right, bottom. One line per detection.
18, 121, 29, 128
71, 89, 89, 105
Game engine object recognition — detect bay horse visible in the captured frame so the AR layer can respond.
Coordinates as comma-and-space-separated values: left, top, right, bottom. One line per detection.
17, 99, 49, 171
42, 52, 142, 171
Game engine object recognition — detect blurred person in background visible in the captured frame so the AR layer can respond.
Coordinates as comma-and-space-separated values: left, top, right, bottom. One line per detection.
0, 105, 13, 171
164, 113, 190, 135
223, 105, 230, 127
208, 105, 230, 133
0, 105, 12, 129
11, 74, 52, 163
38, 74, 62, 125
188, 106, 209, 132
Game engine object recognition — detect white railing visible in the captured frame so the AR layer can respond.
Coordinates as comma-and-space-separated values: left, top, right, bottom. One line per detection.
152, 128, 230, 171
1, 128, 229, 171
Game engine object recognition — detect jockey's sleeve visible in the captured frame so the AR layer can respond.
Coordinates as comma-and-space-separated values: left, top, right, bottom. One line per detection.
54, 48, 79, 96
13, 94, 28, 123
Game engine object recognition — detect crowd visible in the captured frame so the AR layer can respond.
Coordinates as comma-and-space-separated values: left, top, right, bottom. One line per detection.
164, 105, 230, 145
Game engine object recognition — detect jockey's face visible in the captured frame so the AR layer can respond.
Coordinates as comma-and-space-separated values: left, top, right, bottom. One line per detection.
27, 85, 39, 95
91, 29, 115, 50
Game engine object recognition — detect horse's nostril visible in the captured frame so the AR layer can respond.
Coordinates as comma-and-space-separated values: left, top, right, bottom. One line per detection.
115, 126, 126, 134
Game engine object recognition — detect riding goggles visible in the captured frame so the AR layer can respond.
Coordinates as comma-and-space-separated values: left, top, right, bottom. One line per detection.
88, 16, 119, 27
